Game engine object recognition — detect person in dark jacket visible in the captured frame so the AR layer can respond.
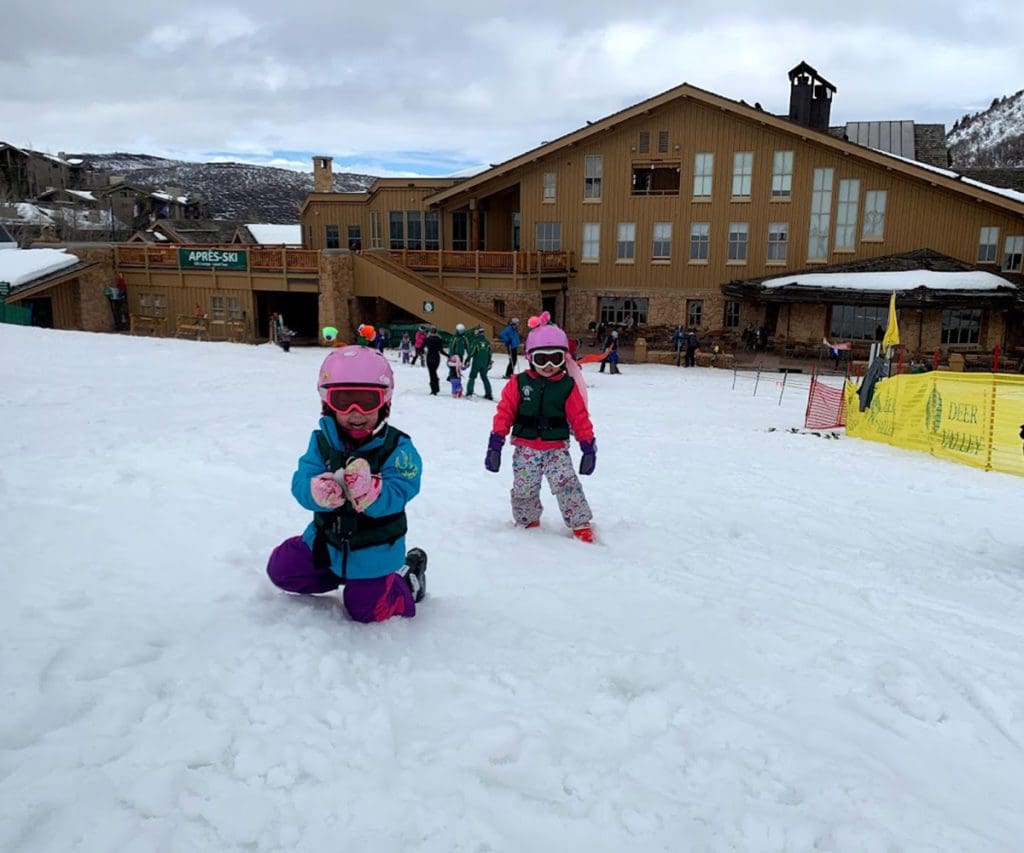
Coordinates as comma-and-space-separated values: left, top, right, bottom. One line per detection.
685, 330, 699, 367
500, 318, 521, 378
465, 327, 494, 399
423, 327, 448, 396
599, 330, 620, 374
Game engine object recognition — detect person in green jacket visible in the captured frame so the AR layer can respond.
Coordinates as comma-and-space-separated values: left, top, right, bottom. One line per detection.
447, 323, 471, 386
466, 326, 493, 400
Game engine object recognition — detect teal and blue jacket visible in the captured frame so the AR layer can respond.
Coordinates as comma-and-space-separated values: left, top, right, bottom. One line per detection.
291, 416, 422, 580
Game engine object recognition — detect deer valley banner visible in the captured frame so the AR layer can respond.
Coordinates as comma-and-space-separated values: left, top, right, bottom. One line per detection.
844, 372, 1024, 476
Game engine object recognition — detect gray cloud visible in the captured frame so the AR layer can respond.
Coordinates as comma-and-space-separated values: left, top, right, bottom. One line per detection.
2, 0, 1022, 173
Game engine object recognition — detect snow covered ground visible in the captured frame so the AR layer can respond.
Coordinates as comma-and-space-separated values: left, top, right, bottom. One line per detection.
2, 325, 1024, 852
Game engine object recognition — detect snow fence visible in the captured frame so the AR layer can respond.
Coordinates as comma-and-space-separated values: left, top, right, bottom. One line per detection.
843, 372, 1024, 476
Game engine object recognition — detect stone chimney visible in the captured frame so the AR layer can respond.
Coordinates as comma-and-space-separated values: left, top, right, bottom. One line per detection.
788, 61, 836, 133
313, 156, 334, 193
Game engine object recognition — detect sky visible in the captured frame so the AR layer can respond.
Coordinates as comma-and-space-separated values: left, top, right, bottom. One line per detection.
2, 2, 1024, 176
3, 324, 1024, 850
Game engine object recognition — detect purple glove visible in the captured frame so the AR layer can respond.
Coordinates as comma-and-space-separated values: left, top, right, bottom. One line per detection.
311, 472, 346, 509
485, 432, 504, 473
578, 439, 596, 476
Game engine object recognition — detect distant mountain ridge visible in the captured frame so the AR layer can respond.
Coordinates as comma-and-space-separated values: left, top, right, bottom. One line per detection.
74, 153, 376, 222
948, 89, 1024, 169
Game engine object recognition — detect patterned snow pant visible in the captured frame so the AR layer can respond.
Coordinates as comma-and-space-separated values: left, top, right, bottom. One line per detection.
266, 536, 415, 623
510, 444, 593, 529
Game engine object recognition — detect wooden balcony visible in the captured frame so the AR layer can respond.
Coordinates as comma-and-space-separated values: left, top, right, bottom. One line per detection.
114, 245, 319, 272
385, 249, 572, 277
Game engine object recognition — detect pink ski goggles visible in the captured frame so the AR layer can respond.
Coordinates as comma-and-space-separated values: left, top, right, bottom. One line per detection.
324, 385, 387, 415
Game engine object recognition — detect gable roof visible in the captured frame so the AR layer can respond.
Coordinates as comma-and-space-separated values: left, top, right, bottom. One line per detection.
425, 82, 1024, 218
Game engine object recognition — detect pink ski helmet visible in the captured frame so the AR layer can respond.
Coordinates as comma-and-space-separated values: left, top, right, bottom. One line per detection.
525, 311, 569, 354
317, 346, 395, 404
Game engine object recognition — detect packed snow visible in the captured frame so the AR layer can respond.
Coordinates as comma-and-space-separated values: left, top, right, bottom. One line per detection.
2, 325, 1024, 852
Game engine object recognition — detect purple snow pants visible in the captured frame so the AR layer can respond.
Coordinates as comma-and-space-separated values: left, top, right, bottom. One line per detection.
266, 536, 415, 623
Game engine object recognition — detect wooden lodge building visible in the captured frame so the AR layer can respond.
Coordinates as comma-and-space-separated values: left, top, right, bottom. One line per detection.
5, 62, 1024, 361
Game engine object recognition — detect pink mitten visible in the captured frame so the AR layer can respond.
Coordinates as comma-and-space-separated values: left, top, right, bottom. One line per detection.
336, 458, 382, 512
310, 472, 346, 509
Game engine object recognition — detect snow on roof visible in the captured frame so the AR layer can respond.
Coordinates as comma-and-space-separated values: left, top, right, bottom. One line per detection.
245, 223, 301, 245
762, 269, 1015, 292
870, 148, 1024, 205
0, 248, 79, 288
66, 189, 96, 202
0, 203, 55, 226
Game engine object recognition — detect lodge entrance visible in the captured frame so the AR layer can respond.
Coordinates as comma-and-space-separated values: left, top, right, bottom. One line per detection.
255, 291, 318, 343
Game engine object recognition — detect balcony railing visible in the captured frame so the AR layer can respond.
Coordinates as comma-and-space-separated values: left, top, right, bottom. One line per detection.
115, 245, 319, 272
385, 249, 572, 275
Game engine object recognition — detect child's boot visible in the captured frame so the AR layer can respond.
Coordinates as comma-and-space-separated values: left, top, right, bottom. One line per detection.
399, 548, 427, 602
572, 524, 594, 543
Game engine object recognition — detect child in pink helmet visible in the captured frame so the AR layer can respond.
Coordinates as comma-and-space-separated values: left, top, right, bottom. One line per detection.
484, 312, 597, 542
266, 346, 427, 621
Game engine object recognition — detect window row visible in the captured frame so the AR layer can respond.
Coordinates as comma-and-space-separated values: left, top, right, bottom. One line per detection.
556, 220, 793, 264
562, 151, 795, 201
977, 228, 1024, 272
829, 304, 982, 345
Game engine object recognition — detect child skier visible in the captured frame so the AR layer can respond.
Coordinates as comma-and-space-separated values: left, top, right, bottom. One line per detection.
447, 354, 465, 397
266, 346, 427, 622
484, 312, 597, 542
399, 331, 412, 364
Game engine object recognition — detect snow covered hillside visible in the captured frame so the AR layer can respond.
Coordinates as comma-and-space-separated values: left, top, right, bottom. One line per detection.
2, 326, 1024, 852
948, 89, 1024, 168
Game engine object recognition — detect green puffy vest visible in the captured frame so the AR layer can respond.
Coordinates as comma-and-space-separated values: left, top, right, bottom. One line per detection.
311, 426, 408, 573
511, 372, 573, 440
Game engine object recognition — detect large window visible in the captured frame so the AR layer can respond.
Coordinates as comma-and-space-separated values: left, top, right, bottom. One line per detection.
599, 296, 648, 326
808, 167, 834, 260
731, 151, 753, 197
424, 211, 439, 250
767, 222, 788, 262
652, 221, 672, 260
941, 308, 982, 345
977, 226, 999, 263
452, 211, 469, 250
689, 222, 710, 261
325, 224, 340, 249
632, 164, 680, 195
830, 304, 891, 341
369, 211, 381, 249
405, 210, 422, 249
584, 155, 603, 200
1003, 235, 1024, 272
388, 211, 404, 249
535, 221, 561, 251
771, 151, 793, 198
724, 300, 740, 328
387, 211, 437, 249
693, 153, 713, 198
687, 299, 703, 328
543, 172, 556, 202
616, 222, 636, 261
727, 222, 749, 262
862, 190, 887, 240
582, 222, 600, 261
834, 179, 860, 251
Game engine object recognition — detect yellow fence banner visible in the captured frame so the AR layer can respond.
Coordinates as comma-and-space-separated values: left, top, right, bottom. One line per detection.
844, 372, 1024, 476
